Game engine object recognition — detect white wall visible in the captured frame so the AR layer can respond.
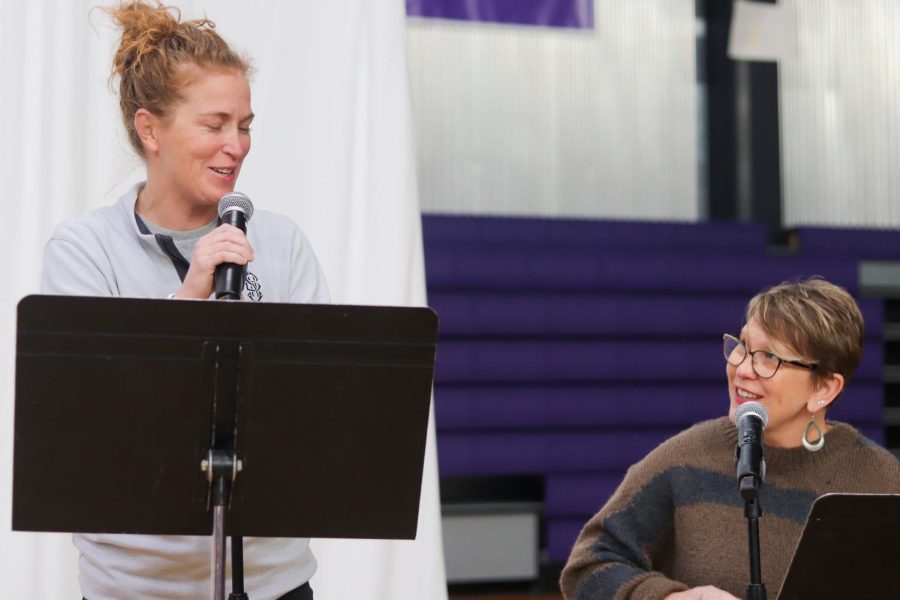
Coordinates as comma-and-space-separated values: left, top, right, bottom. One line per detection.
780, 0, 900, 228
0, 2, 446, 599
407, 0, 700, 220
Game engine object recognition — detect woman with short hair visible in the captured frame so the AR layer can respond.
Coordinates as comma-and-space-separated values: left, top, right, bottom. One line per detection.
561, 277, 900, 600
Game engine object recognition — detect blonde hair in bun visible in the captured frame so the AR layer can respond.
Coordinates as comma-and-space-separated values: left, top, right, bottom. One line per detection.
103, 1, 251, 156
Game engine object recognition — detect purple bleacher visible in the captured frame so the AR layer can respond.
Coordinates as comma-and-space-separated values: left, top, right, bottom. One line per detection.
437, 420, 887, 480
435, 384, 732, 430
433, 383, 884, 430
422, 214, 891, 568
437, 429, 680, 477
547, 519, 597, 563
546, 474, 622, 518
434, 339, 883, 383
425, 248, 861, 294
795, 226, 900, 259
423, 214, 769, 253
430, 292, 884, 337
430, 292, 748, 336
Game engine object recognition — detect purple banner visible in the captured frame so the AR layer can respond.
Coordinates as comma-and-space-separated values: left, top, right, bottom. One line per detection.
406, 0, 594, 29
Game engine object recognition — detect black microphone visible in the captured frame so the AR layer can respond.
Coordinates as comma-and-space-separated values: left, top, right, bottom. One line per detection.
214, 192, 254, 300
734, 401, 768, 501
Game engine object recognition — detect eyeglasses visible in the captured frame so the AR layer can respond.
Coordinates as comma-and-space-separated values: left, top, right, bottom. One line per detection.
722, 334, 817, 379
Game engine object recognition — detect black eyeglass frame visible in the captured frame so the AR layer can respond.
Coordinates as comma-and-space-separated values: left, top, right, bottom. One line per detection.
722, 333, 818, 379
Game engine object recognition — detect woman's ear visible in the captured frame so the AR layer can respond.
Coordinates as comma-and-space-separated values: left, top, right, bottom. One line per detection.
807, 372, 844, 413
134, 108, 160, 154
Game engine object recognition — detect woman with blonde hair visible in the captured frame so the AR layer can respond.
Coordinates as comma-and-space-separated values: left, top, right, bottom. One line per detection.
42, 2, 327, 598
561, 277, 900, 599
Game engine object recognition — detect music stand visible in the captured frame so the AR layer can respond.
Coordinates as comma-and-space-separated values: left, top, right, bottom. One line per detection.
777, 493, 900, 599
12, 294, 438, 599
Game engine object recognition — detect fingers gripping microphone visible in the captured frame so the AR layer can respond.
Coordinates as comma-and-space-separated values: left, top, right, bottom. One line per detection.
735, 401, 768, 501
214, 192, 254, 300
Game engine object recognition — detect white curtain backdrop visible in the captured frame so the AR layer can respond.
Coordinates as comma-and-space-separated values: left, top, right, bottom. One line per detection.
0, 1, 447, 599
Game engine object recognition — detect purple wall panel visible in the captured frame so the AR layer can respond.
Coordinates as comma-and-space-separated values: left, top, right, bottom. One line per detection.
406, 0, 593, 29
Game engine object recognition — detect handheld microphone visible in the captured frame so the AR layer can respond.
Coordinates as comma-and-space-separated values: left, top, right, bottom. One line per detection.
214, 192, 254, 300
734, 401, 768, 501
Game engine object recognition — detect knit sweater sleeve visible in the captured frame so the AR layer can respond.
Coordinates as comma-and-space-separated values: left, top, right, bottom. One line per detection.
560, 435, 695, 600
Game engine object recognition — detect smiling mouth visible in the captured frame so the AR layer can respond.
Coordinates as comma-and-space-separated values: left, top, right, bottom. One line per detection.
736, 387, 761, 402
210, 167, 235, 175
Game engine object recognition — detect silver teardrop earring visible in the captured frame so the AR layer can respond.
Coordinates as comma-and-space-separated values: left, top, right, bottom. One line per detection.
802, 412, 825, 452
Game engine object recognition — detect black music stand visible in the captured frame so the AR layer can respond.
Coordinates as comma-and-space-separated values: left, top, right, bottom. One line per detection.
12, 294, 438, 600
777, 493, 900, 599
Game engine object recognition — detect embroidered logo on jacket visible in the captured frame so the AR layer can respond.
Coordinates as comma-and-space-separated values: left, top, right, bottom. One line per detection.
243, 271, 263, 302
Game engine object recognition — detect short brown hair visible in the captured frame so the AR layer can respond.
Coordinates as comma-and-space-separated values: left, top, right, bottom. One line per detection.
103, 1, 251, 157
746, 277, 864, 389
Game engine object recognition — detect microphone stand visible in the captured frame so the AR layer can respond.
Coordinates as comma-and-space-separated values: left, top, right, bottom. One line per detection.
735, 405, 768, 600
740, 479, 767, 600
228, 536, 249, 600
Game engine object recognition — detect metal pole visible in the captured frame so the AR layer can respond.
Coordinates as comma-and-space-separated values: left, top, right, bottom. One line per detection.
212, 503, 227, 600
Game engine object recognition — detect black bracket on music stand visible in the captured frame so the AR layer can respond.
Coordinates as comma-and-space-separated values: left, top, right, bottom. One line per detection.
203, 448, 249, 600
205, 448, 239, 599
12, 295, 439, 600
200, 340, 250, 600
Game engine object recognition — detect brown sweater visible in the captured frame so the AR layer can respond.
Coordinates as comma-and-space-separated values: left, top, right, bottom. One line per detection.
560, 417, 900, 599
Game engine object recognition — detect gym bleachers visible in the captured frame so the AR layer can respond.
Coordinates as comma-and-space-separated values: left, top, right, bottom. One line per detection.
423, 214, 890, 566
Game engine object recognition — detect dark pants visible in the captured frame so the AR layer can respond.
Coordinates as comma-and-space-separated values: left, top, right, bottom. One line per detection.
279, 582, 314, 600
84, 581, 313, 600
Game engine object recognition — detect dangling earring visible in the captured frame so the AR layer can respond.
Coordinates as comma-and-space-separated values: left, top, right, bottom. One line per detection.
802, 413, 825, 452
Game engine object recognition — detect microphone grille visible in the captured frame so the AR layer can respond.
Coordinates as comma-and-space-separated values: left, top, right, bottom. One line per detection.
735, 401, 769, 428
218, 191, 254, 222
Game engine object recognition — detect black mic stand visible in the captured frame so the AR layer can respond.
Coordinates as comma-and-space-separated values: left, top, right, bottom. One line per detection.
735, 410, 767, 600
229, 535, 249, 600
740, 478, 767, 600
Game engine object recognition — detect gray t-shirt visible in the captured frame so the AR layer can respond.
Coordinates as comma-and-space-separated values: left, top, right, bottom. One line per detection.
138, 214, 218, 263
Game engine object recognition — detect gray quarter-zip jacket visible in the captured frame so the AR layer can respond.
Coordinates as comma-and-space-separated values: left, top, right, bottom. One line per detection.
41, 182, 329, 600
